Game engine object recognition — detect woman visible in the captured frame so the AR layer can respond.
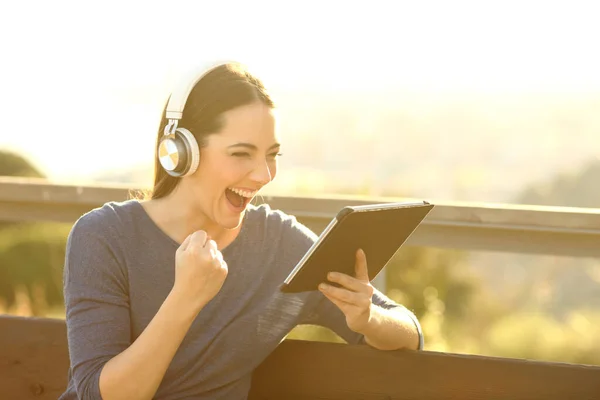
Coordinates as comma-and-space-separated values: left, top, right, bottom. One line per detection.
60, 61, 423, 400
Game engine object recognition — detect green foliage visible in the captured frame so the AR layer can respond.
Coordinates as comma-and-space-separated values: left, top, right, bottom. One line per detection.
383, 246, 486, 353
384, 246, 477, 321
286, 324, 345, 343
501, 157, 600, 365
0, 149, 45, 178
482, 310, 600, 366
0, 222, 70, 315
0, 148, 65, 315
0, 149, 47, 230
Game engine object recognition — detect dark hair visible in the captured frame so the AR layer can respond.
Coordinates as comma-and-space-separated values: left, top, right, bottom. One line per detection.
147, 62, 274, 200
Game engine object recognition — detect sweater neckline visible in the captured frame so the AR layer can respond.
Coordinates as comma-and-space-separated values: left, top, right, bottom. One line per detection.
129, 199, 252, 256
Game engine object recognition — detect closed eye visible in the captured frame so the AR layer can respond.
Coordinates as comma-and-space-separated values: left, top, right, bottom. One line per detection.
232, 151, 282, 160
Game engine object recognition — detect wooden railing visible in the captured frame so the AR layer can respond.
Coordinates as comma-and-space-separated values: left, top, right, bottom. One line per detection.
1, 176, 600, 399
2, 176, 600, 258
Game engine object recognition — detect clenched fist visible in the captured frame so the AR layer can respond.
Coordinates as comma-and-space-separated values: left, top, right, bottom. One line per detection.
172, 230, 228, 311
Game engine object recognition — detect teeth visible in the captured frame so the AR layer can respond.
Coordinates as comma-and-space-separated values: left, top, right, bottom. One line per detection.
228, 187, 256, 198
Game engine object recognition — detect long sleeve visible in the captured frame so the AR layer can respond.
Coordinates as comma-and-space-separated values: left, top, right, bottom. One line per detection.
303, 286, 425, 349
61, 212, 131, 400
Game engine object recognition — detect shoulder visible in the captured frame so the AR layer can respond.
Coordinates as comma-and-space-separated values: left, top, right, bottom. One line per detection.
67, 199, 140, 252
64, 200, 137, 282
70, 200, 138, 234
243, 203, 318, 272
246, 203, 318, 243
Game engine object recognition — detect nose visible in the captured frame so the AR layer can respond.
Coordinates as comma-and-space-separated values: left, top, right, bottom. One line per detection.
250, 159, 273, 186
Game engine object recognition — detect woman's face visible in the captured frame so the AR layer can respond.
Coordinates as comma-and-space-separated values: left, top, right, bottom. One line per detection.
182, 101, 280, 229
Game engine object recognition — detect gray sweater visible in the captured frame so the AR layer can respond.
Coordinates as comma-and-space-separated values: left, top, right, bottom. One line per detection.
59, 200, 422, 399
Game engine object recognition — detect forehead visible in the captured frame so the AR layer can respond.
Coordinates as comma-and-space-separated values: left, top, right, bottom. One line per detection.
209, 102, 278, 146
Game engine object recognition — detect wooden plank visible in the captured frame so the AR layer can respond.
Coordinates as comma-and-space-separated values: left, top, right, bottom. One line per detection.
3, 177, 600, 257
0, 315, 69, 400
0, 177, 132, 224
0, 177, 132, 204
2, 315, 599, 400
250, 339, 600, 400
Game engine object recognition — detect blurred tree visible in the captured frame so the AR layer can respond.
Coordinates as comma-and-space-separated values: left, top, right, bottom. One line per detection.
385, 247, 477, 321
515, 158, 600, 208
0, 148, 45, 231
482, 310, 600, 365
0, 148, 67, 316
510, 157, 600, 318
0, 224, 68, 315
478, 156, 600, 365
0, 149, 45, 178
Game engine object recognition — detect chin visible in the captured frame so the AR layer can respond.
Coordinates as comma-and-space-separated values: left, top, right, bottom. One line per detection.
222, 219, 243, 230
218, 210, 246, 230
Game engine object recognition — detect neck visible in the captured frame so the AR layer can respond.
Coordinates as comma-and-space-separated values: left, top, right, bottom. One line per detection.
142, 189, 239, 248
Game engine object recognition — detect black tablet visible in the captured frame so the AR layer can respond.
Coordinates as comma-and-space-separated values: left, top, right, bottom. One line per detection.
280, 201, 434, 293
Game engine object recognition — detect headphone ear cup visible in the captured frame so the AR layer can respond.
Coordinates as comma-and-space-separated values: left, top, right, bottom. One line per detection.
157, 127, 200, 177
176, 128, 200, 176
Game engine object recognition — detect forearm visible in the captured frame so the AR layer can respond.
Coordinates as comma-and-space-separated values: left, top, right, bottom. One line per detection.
360, 305, 421, 351
99, 290, 202, 400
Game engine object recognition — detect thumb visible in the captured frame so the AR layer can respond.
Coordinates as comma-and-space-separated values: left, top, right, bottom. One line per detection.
354, 248, 370, 282
179, 234, 193, 251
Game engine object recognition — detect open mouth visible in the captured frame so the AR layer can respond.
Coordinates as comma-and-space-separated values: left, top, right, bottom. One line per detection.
225, 187, 256, 210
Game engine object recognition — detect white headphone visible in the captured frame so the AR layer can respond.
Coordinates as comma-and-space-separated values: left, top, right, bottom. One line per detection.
158, 60, 231, 177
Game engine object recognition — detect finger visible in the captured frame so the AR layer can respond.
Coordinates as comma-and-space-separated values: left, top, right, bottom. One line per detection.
206, 239, 218, 253
354, 248, 370, 282
321, 290, 353, 313
190, 230, 208, 248
327, 271, 365, 292
209, 242, 224, 263
179, 233, 193, 251
319, 283, 365, 306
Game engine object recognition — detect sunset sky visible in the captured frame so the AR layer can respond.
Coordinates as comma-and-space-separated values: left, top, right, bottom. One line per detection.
1, 1, 598, 181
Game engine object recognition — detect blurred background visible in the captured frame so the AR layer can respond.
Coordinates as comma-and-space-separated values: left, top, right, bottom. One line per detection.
1, 0, 599, 366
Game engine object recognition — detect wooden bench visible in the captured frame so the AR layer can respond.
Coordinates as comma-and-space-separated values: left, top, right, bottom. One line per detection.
1, 315, 599, 399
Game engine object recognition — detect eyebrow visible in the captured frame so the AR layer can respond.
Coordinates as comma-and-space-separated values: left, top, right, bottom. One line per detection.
227, 142, 281, 151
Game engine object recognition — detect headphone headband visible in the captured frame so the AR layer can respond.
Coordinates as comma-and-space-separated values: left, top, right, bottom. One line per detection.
158, 59, 237, 177
165, 60, 232, 120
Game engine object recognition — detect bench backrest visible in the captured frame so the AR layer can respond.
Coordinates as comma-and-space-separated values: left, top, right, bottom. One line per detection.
1, 315, 599, 399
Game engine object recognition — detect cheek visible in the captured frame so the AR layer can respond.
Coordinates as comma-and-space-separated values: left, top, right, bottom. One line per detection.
194, 156, 230, 190
269, 162, 278, 180
219, 158, 252, 181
